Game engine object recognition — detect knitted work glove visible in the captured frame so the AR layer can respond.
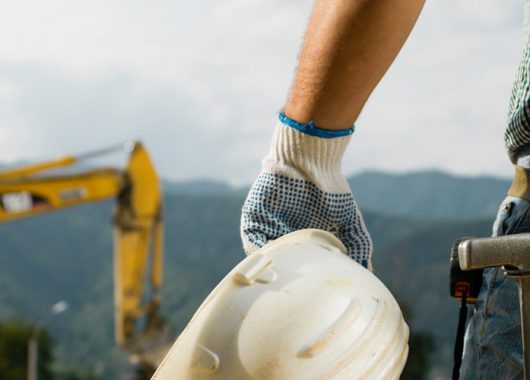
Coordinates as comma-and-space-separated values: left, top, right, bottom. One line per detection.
241, 113, 373, 268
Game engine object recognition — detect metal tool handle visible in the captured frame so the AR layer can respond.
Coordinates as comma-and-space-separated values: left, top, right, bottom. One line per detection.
458, 233, 530, 270
457, 234, 530, 380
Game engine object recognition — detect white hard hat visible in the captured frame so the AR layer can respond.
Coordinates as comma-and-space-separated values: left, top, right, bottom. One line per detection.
153, 229, 409, 380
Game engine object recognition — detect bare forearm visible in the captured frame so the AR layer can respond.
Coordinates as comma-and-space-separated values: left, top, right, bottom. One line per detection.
285, 0, 425, 130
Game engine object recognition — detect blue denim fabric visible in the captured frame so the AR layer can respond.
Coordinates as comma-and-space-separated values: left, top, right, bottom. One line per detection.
460, 196, 530, 379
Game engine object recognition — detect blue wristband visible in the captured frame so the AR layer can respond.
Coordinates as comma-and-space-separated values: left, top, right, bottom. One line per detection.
278, 112, 355, 139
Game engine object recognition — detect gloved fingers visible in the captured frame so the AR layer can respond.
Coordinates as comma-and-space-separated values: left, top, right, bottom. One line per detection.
240, 171, 372, 267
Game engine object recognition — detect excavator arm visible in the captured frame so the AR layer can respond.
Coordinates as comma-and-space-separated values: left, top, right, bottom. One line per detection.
113, 143, 164, 348
0, 141, 166, 366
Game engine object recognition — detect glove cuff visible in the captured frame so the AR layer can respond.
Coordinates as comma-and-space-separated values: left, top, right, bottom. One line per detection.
262, 114, 353, 193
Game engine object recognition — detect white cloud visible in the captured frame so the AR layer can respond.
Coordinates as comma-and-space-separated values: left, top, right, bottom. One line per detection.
0, 0, 526, 183
345, 0, 523, 179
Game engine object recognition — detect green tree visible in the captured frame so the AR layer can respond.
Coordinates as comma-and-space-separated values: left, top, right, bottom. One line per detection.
0, 318, 55, 380
397, 302, 436, 380
401, 331, 436, 379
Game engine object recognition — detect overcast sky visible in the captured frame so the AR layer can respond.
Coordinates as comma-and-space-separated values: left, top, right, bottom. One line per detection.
0, 0, 525, 184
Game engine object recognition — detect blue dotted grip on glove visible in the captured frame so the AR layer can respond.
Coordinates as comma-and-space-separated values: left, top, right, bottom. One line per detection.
241, 172, 372, 268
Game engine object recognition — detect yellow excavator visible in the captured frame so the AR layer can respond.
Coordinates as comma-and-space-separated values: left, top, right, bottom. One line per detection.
0, 141, 171, 370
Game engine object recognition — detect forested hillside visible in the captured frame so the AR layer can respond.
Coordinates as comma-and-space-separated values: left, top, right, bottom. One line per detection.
0, 171, 502, 378
348, 170, 510, 220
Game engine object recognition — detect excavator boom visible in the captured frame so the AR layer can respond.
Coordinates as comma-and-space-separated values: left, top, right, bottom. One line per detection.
0, 167, 122, 221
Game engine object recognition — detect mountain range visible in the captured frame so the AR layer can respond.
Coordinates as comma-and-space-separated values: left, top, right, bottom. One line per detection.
0, 170, 515, 378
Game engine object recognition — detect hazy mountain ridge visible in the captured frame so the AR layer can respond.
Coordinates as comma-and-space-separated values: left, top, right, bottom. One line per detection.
165, 169, 512, 220
349, 170, 511, 220
163, 179, 234, 194
0, 171, 508, 378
